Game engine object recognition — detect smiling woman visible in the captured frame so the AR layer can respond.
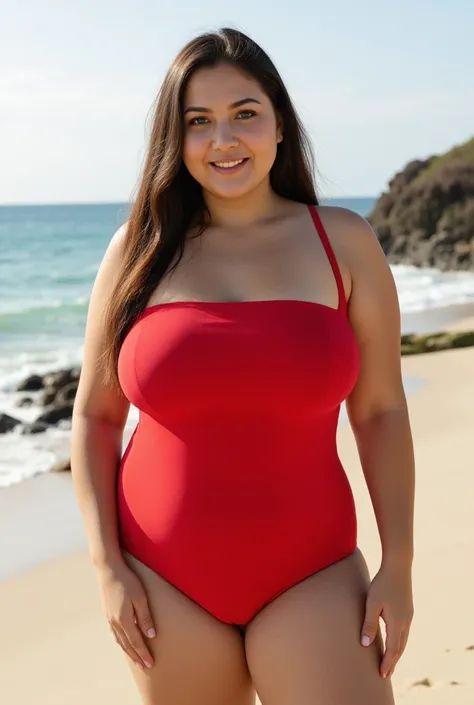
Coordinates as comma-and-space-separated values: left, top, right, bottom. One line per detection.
71, 26, 414, 705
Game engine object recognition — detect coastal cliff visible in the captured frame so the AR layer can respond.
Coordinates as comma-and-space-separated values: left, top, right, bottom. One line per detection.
368, 137, 474, 271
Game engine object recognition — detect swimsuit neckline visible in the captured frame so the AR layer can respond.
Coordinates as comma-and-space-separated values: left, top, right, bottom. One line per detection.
137, 298, 344, 318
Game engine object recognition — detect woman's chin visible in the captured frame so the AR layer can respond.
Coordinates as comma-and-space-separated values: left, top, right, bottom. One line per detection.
204, 179, 257, 201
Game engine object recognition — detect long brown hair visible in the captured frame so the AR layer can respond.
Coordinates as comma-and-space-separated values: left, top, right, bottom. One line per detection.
101, 27, 320, 390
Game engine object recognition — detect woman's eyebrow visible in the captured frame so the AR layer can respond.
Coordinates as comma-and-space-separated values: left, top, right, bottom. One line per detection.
183, 97, 262, 114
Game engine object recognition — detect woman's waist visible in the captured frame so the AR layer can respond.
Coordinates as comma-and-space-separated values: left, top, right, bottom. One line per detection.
118, 426, 353, 523
123, 411, 340, 459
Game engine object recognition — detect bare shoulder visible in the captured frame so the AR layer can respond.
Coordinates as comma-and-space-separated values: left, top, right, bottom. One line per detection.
317, 207, 405, 418
315, 205, 382, 262
107, 219, 130, 254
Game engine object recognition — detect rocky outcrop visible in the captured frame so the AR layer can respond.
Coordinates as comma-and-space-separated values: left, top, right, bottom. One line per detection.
0, 366, 81, 435
368, 138, 474, 271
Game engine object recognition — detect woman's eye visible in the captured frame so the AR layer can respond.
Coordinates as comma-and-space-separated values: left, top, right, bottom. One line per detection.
188, 116, 209, 126
236, 110, 256, 120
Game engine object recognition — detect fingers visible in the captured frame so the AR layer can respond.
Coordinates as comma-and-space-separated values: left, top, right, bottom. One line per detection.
110, 612, 155, 669
380, 621, 402, 679
111, 625, 145, 670
123, 620, 155, 669
360, 595, 381, 647
385, 626, 410, 679
399, 626, 410, 656
133, 594, 157, 639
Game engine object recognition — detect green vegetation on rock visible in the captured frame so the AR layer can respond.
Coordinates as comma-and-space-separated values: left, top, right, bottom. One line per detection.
400, 330, 474, 355
413, 137, 474, 185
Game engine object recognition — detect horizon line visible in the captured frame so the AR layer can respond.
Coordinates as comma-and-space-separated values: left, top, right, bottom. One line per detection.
0, 195, 378, 208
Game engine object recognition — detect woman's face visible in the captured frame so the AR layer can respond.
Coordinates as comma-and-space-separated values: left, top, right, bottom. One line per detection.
182, 63, 283, 200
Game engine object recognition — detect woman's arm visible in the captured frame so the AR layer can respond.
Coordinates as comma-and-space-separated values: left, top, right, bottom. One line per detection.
343, 210, 415, 570
336, 208, 415, 680
70, 224, 156, 668
71, 223, 130, 569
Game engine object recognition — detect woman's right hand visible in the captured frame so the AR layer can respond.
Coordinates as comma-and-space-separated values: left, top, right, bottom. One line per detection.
96, 559, 156, 670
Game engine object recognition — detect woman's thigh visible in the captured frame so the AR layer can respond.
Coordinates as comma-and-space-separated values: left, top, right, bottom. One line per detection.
244, 549, 395, 705
122, 551, 255, 705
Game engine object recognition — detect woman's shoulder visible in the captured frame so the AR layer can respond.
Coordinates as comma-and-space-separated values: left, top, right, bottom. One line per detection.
315, 204, 371, 234
315, 205, 384, 266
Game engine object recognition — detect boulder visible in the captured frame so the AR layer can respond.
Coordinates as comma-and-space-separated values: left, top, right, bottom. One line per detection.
16, 374, 44, 392
20, 421, 49, 435
0, 413, 22, 434
50, 459, 71, 473
16, 397, 34, 407
13, 366, 81, 428
36, 402, 74, 425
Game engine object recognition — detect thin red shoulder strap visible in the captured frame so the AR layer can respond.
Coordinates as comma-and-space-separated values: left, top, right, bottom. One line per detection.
308, 205, 346, 313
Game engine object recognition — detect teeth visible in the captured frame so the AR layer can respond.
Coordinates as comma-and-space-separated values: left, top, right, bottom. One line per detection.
213, 159, 245, 168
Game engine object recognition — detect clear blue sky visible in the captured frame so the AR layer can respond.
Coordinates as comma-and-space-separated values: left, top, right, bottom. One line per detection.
1, 0, 472, 204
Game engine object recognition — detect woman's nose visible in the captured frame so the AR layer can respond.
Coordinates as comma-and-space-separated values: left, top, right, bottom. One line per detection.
212, 121, 239, 150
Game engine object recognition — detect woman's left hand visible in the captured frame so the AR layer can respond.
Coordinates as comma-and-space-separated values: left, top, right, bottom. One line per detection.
360, 562, 414, 679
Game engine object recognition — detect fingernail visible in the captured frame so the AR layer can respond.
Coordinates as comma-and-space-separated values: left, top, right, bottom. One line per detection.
145, 660, 153, 668
136, 662, 144, 670
361, 635, 371, 647
146, 628, 156, 638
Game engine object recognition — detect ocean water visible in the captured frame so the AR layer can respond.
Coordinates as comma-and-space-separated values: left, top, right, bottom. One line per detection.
1, 198, 474, 487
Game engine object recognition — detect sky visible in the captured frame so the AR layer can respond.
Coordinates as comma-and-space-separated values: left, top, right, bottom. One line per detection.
1, 0, 472, 205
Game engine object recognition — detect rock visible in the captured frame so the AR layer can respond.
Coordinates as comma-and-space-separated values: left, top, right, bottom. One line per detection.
55, 380, 79, 405
35, 402, 74, 425
16, 374, 44, 392
368, 137, 474, 271
0, 413, 22, 434
50, 459, 71, 473
412, 678, 433, 688
42, 367, 80, 391
39, 388, 58, 407
400, 330, 474, 355
12, 366, 81, 427
15, 366, 81, 405
20, 421, 49, 435
16, 397, 34, 407
38, 379, 78, 408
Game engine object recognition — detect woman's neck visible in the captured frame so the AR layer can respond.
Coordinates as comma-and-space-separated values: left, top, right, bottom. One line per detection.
203, 181, 284, 229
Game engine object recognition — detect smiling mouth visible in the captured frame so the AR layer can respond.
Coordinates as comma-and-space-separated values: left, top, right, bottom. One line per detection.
210, 158, 249, 173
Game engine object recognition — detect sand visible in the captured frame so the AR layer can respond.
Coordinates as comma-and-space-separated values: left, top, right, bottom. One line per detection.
1, 346, 473, 703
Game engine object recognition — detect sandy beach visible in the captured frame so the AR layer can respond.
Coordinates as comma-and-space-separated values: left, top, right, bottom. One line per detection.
1, 340, 473, 704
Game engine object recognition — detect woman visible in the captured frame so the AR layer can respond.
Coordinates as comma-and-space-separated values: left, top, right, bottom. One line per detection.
71, 27, 415, 705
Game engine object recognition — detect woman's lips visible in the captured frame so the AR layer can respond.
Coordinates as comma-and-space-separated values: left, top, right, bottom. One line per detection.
210, 158, 249, 174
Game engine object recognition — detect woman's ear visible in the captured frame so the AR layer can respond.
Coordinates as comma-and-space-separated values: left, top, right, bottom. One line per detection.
276, 114, 284, 143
